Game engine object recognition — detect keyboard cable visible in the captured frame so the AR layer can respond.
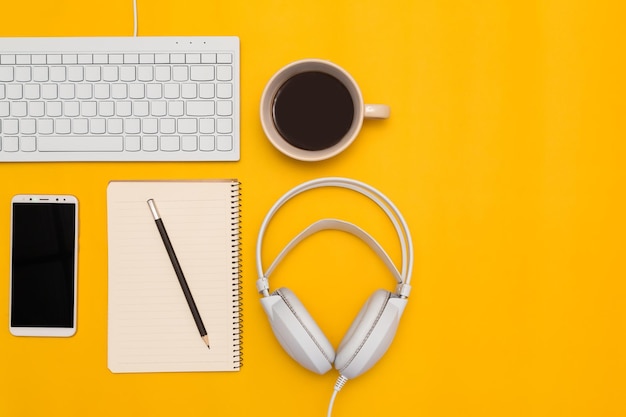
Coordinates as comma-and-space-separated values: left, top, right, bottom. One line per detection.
132, 0, 138, 36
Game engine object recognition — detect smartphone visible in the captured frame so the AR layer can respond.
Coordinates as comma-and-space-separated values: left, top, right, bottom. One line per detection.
9, 195, 78, 337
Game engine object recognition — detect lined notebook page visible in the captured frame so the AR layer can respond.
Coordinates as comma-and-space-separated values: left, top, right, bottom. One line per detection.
107, 180, 241, 373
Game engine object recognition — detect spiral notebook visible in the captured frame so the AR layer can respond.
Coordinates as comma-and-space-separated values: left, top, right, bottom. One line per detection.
107, 180, 242, 373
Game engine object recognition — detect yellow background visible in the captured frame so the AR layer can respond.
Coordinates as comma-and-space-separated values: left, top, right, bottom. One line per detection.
1, 0, 625, 416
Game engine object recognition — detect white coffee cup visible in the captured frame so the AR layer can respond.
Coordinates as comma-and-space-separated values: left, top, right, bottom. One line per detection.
260, 59, 390, 161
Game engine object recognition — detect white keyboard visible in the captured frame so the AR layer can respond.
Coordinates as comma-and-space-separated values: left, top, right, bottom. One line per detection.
0, 36, 239, 162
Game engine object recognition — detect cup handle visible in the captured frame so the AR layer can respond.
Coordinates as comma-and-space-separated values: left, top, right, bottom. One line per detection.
364, 104, 390, 119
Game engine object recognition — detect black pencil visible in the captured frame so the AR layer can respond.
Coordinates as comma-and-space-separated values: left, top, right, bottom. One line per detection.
147, 199, 210, 349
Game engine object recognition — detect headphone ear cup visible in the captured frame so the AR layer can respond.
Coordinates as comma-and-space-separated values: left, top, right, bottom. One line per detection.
335, 289, 408, 379
259, 287, 335, 374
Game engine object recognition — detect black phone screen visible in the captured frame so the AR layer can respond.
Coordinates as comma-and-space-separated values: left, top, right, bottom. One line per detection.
10, 202, 77, 328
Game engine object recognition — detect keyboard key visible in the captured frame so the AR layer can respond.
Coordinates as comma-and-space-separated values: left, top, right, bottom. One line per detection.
111, 83, 128, 99
160, 119, 176, 134
124, 54, 139, 64
32, 54, 46, 64
67, 66, 84, 82
29, 102, 45, 117
0, 67, 13, 81
24, 84, 41, 100
171, 54, 185, 64
102, 66, 119, 81
50, 66, 66, 82
142, 118, 158, 134
181, 135, 198, 151
216, 100, 232, 116
41, 84, 58, 99
11, 102, 27, 117
198, 83, 215, 98
119, 66, 136, 82
137, 66, 153, 81
177, 118, 197, 134
64, 101, 80, 117
172, 66, 189, 81
99, 101, 115, 117
19, 119, 36, 135
217, 53, 232, 64
62, 54, 77, 64
107, 118, 123, 134
146, 83, 162, 99
81, 101, 97, 117
3, 136, 19, 152
76, 83, 93, 99
186, 54, 201, 64
217, 83, 233, 99
32, 67, 49, 82
151, 101, 167, 117
216, 65, 232, 81
155, 66, 171, 81
161, 135, 180, 151
47, 101, 62, 117
109, 54, 123, 64
38, 136, 123, 152
93, 54, 108, 64
199, 118, 215, 134
163, 83, 180, 99
6, 84, 23, 99
117, 101, 132, 117
125, 135, 141, 151
77, 54, 93, 64
55, 119, 71, 134
187, 100, 214, 116
129, 83, 145, 99
217, 135, 233, 151
84, 66, 101, 81
133, 101, 150, 117
20, 136, 36, 152
59, 83, 75, 99
73, 119, 89, 134
16, 55, 31, 64
1, 54, 16, 64
155, 54, 169, 64
168, 101, 184, 117
90, 118, 106, 134
190, 65, 214, 81
217, 118, 232, 134
181, 83, 197, 99
47, 54, 62, 64
0, 102, 8, 117
143, 135, 158, 151
139, 54, 155, 64
4, 119, 19, 135
38, 119, 54, 134
199, 135, 215, 151
201, 53, 217, 64
126, 118, 141, 134
15, 67, 31, 82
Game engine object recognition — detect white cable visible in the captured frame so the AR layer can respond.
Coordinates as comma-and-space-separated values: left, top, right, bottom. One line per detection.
132, 0, 138, 36
327, 375, 349, 417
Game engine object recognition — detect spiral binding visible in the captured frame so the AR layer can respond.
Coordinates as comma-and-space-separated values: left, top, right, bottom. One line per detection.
230, 181, 243, 369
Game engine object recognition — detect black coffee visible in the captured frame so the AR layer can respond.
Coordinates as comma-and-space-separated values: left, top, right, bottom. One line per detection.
272, 71, 355, 151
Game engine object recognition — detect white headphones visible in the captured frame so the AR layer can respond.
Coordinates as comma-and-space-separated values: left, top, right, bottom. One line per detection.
256, 177, 414, 380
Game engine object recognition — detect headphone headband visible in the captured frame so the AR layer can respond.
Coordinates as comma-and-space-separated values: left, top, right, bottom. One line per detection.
256, 177, 414, 297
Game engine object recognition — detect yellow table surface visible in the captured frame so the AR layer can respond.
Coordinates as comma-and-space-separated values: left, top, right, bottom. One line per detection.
1, 1, 625, 416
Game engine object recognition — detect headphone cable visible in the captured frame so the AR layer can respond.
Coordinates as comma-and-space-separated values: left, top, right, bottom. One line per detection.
327, 375, 349, 417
